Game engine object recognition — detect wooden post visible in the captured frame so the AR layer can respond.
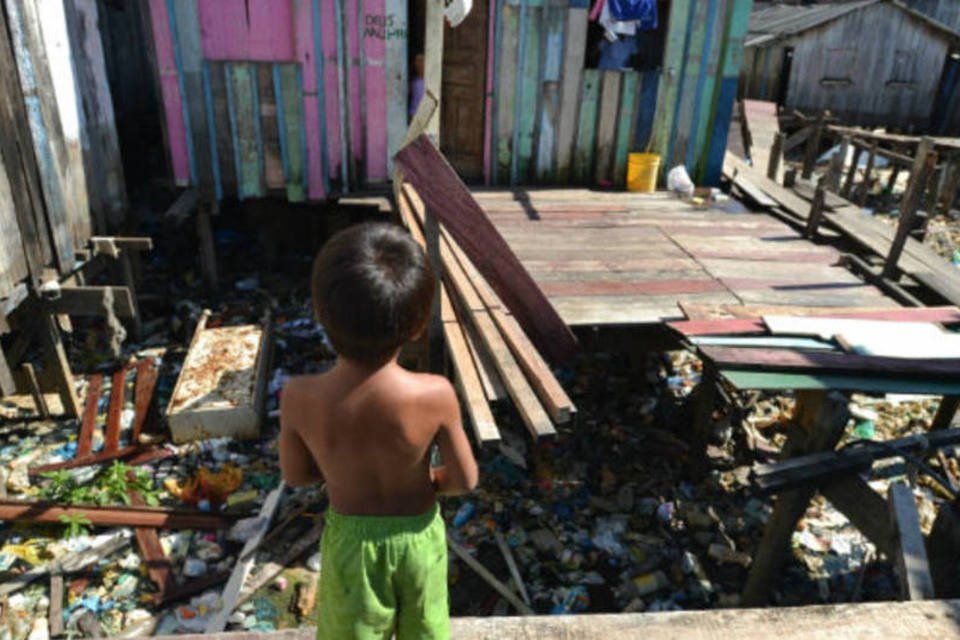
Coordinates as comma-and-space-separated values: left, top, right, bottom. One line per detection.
686, 364, 719, 479
742, 391, 850, 606
887, 165, 902, 194
940, 160, 960, 212
425, 209, 444, 374
49, 571, 64, 637
767, 132, 785, 182
801, 111, 825, 180
888, 482, 935, 600
931, 396, 960, 431
117, 253, 142, 341
842, 143, 864, 199
825, 136, 849, 193
0, 347, 15, 397
857, 142, 878, 207
926, 499, 960, 598
423, 0, 444, 143
21, 362, 49, 418
804, 181, 826, 240
38, 314, 81, 418
783, 167, 797, 188
882, 139, 936, 281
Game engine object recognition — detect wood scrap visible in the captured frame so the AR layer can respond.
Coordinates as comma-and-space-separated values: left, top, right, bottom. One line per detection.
494, 530, 531, 605
205, 483, 285, 632
235, 516, 325, 608
49, 571, 64, 637
129, 492, 173, 599
394, 135, 577, 365
447, 534, 534, 615
0, 499, 236, 530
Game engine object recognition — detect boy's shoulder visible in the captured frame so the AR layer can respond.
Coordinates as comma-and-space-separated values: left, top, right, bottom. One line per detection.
390, 369, 456, 404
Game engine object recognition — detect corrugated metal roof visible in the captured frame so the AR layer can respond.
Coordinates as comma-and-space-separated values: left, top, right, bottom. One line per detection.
747, 0, 960, 46
748, 1, 880, 43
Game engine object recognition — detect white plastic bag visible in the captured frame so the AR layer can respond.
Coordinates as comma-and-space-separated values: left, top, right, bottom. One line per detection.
666, 165, 695, 198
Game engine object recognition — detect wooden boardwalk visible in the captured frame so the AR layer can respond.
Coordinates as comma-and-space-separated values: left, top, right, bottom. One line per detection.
474, 189, 895, 326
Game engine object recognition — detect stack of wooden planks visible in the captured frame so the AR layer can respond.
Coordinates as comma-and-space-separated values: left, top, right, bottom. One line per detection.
395, 182, 576, 445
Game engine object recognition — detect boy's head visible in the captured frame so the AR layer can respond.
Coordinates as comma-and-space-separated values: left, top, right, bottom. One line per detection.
312, 222, 435, 366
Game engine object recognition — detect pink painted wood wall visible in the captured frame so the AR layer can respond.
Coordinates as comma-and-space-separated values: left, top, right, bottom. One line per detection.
147, 0, 404, 200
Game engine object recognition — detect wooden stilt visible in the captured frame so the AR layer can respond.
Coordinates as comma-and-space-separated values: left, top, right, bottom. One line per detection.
887, 165, 902, 194
742, 391, 849, 606
21, 362, 49, 418
39, 314, 80, 418
767, 132, 785, 182
687, 365, 719, 479
931, 396, 960, 431
888, 482, 935, 600
856, 143, 878, 207
842, 143, 863, 199
801, 112, 825, 180
826, 136, 849, 193
0, 347, 15, 397
882, 139, 936, 281
804, 182, 826, 240
119, 253, 142, 340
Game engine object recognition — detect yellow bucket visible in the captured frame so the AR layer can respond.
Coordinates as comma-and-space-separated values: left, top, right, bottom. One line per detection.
626, 152, 660, 192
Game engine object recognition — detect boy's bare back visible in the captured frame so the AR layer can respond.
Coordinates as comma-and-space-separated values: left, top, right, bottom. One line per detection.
281, 358, 476, 516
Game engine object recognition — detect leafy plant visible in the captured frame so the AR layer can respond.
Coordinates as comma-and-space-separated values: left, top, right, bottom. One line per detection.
40, 461, 161, 508
40, 470, 94, 504
58, 513, 92, 539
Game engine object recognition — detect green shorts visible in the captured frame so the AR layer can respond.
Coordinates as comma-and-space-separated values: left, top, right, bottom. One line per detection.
317, 503, 449, 640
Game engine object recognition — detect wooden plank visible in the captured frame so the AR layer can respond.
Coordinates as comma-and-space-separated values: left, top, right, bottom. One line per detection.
20, 362, 48, 418
594, 71, 621, 185
204, 484, 284, 632
207, 64, 237, 196
0, 158, 28, 297
462, 315, 507, 403
172, 0, 214, 199
444, 228, 575, 424
0, 498, 235, 529
398, 203, 500, 443
257, 64, 285, 191
395, 136, 577, 364
0, 349, 15, 397
448, 534, 534, 615
63, 0, 125, 233
146, 0, 190, 183
45, 286, 136, 318
104, 367, 127, 453
405, 187, 555, 439
133, 360, 159, 442
666, 0, 709, 171
700, 346, 960, 379
821, 477, 897, 559
672, 306, 960, 334
29, 445, 172, 476
494, 2, 519, 183
649, 0, 693, 168
888, 482, 935, 600
130, 493, 173, 597
226, 63, 264, 199
5, 0, 73, 273
534, 2, 564, 183
690, 0, 729, 177
39, 314, 80, 419
48, 572, 63, 637
385, 0, 408, 177
612, 71, 640, 188
362, 0, 389, 184
555, 7, 586, 184
572, 69, 600, 184
512, 4, 541, 183
76, 374, 102, 458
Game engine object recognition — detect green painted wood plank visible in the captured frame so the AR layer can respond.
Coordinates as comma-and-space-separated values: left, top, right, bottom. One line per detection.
514, 5, 542, 183
594, 70, 621, 184
722, 370, 960, 396
208, 62, 237, 196
669, 0, 711, 171
612, 71, 640, 187
691, 0, 729, 179
495, 4, 519, 184
555, 7, 587, 184
649, 1, 694, 165
277, 64, 306, 202
573, 69, 600, 184
228, 63, 264, 199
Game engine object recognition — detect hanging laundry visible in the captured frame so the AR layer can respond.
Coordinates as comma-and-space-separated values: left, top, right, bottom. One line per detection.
608, 0, 657, 28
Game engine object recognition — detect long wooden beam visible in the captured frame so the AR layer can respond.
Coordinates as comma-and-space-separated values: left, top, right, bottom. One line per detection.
44, 286, 136, 318
0, 499, 236, 529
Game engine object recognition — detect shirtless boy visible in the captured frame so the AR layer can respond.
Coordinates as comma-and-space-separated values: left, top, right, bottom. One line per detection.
279, 222, 479, 639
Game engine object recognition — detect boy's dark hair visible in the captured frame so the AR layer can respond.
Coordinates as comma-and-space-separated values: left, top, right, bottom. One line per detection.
312, 222, 435, 365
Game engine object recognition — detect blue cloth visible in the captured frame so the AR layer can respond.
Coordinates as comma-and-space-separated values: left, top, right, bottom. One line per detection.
597, 36, 639, 70
608, 0, 656, 28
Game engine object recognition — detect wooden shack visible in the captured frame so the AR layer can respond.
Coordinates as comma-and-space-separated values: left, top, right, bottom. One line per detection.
741, 0, 960, 133
142, 0, 754, 199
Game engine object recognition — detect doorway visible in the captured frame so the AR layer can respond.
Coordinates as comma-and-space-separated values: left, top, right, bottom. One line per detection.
439, 0, 489, 181
776, 47, 794, 106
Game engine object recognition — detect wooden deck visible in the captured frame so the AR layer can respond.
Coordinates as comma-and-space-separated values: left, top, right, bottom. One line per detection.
474, 189, 895, 326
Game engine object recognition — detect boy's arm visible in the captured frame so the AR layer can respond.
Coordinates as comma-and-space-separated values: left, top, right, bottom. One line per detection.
430, 379, 478, 495
279, 382, 323, 487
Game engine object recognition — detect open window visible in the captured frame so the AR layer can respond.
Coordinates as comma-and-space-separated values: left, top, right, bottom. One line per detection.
584, 0, 668, 71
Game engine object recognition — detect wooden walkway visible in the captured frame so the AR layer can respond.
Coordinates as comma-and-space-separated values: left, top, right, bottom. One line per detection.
159, 599, 960, 639
474, 189, 895, 326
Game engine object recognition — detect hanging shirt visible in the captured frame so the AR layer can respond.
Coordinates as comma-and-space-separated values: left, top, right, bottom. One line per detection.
608, 0, 657, 28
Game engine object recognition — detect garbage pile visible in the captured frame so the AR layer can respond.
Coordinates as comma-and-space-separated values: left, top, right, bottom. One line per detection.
0, 211, 952, 637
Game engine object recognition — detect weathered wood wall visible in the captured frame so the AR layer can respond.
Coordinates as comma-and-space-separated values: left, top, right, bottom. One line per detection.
145, 0, 408, 200
740, 40, 793, 103
0, 0, 122, 305
786, 2, 952, 130
908, 0, 960, 32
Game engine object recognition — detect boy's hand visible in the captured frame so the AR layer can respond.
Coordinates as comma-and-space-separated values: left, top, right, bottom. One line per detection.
431, 379, 478, 495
